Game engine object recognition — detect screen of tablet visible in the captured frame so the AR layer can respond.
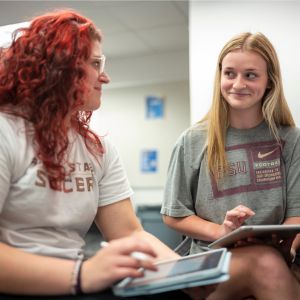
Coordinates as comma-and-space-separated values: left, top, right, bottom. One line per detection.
123, 250, 223, 288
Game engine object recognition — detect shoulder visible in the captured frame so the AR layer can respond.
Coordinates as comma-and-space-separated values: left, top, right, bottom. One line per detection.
0, 111, 25, 128
0, 112, 16, 130
97, 135, 122, 169
279, 126, 300, 160
0, 112, 26, 142
100, 135, 118, 157
176, 122, 207, 147
280, 125, 300, 144
0, 113, 31, 178
171, 123, 208, 164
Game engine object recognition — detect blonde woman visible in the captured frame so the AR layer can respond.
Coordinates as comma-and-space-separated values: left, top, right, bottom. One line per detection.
162, 32, 300, 299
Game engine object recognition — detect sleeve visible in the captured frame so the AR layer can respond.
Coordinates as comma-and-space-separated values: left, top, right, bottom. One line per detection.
97, 137, 133, 207
161, 131, 198, 217
0, 121, 14, 213
285, 129, 300, 218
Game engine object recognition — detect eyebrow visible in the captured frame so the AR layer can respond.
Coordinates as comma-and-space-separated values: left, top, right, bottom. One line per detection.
223, 67, 259, 71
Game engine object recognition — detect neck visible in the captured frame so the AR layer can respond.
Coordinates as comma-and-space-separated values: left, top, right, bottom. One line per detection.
229, 109, 264, 129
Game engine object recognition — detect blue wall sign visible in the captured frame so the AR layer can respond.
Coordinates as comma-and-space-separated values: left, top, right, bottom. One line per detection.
141, 150, 158, 173
146, 96, 164, 119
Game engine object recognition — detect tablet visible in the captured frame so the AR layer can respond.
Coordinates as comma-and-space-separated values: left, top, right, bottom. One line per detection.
113, 248, 231, 297
209, 224, 300, 249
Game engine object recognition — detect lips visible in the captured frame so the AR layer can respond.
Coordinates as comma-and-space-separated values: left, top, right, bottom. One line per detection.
229, 92, 250, 96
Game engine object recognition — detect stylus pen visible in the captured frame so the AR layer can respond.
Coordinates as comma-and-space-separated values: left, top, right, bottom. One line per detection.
100, 241, 150, 261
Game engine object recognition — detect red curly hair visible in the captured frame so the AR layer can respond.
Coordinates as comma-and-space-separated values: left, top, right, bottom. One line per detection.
0, 9, 104, 181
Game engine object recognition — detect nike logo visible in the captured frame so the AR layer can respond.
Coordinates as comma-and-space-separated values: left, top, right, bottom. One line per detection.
257, 149, 277, 159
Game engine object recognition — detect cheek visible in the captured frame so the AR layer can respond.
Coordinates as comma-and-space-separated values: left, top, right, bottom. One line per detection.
256, 83, 268, 97
220, 78, 230, 95
86, 67, 98, 84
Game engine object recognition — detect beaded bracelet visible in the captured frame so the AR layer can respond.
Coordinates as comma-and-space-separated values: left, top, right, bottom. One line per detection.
71, 258, 83, 295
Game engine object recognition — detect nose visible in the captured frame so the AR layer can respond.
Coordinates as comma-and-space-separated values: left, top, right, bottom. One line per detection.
233, 75, 246, 89
98, 71, 110, 84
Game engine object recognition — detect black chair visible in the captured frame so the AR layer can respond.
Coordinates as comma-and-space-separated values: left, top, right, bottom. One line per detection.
173, 236, 192, 256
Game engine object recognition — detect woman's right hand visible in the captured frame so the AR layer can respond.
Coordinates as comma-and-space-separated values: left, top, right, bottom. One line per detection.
219, 205, 255, 237
80, 235, 158, 293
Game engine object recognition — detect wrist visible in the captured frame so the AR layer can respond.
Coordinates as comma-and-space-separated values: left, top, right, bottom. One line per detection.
216, 224, 228, 240
71, 258, 83, 295
80, 259, 94, 294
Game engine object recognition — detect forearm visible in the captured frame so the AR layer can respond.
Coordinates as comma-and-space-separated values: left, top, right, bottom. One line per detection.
163, 215, 222, 242
133, 229, 179, 260
0, 242, 74, 295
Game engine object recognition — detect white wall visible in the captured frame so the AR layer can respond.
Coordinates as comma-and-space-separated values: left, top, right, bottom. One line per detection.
190, 1, 300, 127
90, 80, 190, 207
107, 49, 189, 89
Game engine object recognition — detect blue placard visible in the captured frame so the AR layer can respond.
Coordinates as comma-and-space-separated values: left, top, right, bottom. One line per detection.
146, 96, 164, 119
141, 150, 158, 173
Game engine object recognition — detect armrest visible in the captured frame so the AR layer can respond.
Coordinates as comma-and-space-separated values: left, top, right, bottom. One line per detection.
173, 236, 192, 256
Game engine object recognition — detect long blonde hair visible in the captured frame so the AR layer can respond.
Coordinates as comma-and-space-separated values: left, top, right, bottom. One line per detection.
200, 32, 295, 179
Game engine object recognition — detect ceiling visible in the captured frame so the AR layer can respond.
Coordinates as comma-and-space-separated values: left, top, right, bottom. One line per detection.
0, 0, 189, 60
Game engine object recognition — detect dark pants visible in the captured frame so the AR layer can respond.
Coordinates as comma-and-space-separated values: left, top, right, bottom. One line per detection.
0, 289, 191, 300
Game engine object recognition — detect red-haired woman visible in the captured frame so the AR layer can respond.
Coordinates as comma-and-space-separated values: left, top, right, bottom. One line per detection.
0, 10, 195, 299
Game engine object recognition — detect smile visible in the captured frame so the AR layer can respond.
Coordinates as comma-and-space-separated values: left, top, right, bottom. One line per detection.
229, 92, 250, 96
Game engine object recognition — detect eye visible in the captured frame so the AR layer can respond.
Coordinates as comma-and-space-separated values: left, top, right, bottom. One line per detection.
224, 70, 235, 78
92, 60, 101, 69
246, 72, 257, 80
89, 55, 106, 74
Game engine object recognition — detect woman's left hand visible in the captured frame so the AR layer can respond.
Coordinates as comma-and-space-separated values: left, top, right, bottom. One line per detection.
234, 233, 296, 265
268, 234, 296, 265
183, 284, 218, 300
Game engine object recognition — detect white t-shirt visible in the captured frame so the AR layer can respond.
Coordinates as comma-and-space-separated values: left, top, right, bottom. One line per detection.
0, 113, 133, 259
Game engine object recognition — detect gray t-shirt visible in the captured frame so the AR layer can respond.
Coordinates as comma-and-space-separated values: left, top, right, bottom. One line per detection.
161, 121, 300, 253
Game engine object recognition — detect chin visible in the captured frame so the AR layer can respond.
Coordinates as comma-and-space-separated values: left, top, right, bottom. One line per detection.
91, 103, 101, 111
87, 98, 101, 111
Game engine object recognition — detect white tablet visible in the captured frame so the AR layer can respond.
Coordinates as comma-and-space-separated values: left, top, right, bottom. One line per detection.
113, 248, 231, 297
209, 224, 300, 249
